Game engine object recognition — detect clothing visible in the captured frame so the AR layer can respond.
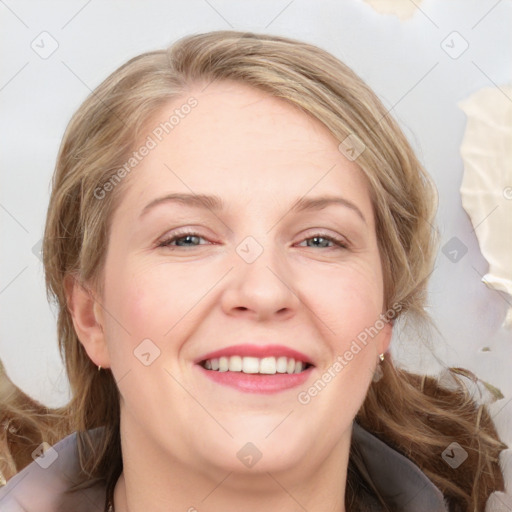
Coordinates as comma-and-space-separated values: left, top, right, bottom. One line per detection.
0, 421, 450, 511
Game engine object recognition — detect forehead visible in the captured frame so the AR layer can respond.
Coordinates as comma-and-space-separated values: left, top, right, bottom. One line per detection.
166, 79, 341, 157
113, 80, 373, 221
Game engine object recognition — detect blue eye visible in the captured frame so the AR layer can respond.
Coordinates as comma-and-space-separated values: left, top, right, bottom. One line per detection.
296, 234, 348, 250
158, 232, 206, 248
157, 231, 348, 250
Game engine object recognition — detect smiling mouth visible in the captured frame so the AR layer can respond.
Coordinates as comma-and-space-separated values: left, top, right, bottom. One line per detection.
199, 355, 313, 375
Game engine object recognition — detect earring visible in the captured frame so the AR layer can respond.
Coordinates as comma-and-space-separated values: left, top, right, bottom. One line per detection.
379, 353, 385, 362
98, 365, 102, 371
373, 357, 384, 383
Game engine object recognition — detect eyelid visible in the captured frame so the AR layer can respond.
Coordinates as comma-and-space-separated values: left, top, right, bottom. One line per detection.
295, 229, 350, 249
156, 226, 351, 250
299, 227, 348, 241
156, 228, 211, 248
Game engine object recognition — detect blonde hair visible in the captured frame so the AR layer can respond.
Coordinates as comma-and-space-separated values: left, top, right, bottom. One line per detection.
0, 30, 506, 511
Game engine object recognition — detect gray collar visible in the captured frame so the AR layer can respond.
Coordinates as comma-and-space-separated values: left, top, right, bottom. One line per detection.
351, 421, 448, 511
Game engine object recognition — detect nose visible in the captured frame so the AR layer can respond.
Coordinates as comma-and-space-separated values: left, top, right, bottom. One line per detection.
220, 237, 301, 322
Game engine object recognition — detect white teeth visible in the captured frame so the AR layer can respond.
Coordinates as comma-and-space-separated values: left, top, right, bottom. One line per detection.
242, 356, 260, 373
260, 357, 276, 374
229, 355, 242, 372
276, 356, 288, 373
218, 356, 229, 372
202, 355, 309, 374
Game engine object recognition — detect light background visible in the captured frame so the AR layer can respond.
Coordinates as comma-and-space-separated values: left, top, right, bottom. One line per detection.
1, 0, 511, 489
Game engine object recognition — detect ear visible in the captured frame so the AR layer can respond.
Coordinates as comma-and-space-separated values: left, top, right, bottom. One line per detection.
64, 274, 111, 368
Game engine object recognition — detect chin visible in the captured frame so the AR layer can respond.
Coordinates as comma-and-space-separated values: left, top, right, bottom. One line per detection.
198, 424, 310, 474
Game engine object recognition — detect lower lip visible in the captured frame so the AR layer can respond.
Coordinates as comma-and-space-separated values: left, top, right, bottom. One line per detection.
196, 365, 314, 394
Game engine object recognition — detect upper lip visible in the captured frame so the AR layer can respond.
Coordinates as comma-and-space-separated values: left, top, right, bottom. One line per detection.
194, 344, 315, 365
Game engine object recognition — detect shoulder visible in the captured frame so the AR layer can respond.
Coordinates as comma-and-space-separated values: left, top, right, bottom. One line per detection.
0, 428, 106, 512
353, 421, 512, 512
352, 421, 449, 511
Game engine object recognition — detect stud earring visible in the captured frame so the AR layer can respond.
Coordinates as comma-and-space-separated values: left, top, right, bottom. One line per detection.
373, 357, 384, 383
98, 365, 102, 371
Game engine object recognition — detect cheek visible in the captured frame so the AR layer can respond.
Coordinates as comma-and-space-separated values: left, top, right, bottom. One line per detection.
100, 259, 161, 356
300, 259, 384, 339
100, 265, 179, 387
102, 259, 208, 350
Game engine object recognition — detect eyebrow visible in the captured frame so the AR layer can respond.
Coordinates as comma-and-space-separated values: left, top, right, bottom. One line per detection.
140, 192, 366, 224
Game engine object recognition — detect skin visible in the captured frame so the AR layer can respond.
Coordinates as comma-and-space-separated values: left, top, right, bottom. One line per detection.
67, 80, 392, 512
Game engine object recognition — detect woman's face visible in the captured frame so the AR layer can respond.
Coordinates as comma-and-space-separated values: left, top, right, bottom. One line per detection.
86, 80, 391, 477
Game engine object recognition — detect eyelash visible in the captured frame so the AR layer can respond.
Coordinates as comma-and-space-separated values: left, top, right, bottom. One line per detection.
157, 230, 349, 250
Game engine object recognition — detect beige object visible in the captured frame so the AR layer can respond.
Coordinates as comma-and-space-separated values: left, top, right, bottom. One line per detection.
459, 86, 512, 328
363, 0, 423, 19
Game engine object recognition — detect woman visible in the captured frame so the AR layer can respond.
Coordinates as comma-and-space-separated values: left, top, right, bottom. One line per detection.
0, 30, 507, 512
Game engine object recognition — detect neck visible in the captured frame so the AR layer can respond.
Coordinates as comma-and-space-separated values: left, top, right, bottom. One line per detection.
113, 416, 350, 512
